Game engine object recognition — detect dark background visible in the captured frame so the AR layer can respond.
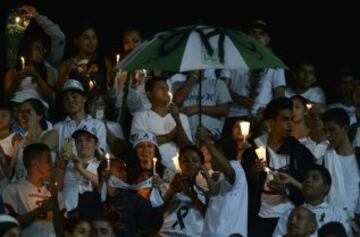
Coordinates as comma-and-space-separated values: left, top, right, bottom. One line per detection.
1, 1, 359, 102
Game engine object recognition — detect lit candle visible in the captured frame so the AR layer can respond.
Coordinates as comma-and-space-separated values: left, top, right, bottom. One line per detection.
172, 155, 181, 173
239, 121, 250, 143
105, 153, 110, 170
152, 158, 157, 175
168, 92, 173, 103
89, 80, 95, 90
116, 54, 120, 64
15, 16, 21, 24
255, 146, 266, 162
306, 103, 313, 110
20, 56, 25, 69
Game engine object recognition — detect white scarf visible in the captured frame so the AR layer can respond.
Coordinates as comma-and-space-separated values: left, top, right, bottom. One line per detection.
100, 175, 153, 202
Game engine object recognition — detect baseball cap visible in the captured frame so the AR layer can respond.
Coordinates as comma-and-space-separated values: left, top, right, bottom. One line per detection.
62, 79, 85, 94
10, 89, 49, 109
248, 20, 269, 33
0, 214, 19, 226
132, 131, 158, 147
72, 126, 98, 141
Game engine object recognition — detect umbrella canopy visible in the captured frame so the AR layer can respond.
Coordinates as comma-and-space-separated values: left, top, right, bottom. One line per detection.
116, 25, 287, 72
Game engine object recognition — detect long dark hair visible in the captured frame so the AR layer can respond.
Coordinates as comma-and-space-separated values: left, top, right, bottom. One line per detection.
24, 99, 48, 130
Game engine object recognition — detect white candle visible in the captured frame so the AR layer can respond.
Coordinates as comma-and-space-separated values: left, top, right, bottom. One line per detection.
306, 103, 313, 110
240, 121, 250, 142
105, 153, 110, 170
116, 54, 120, 64
89, 80, 95, 90
172, 155, 181, 173
255, 146, 266, 161
168, 92, 173, 103
15, 16, 21, 24
20, 56, 25, 69
152, 158, 157, 175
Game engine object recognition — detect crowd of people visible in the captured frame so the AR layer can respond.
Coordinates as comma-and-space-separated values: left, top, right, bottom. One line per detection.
1, 4, 360, 237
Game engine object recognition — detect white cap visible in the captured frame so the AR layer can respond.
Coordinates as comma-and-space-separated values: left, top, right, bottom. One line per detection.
0, 214, 19, 225
133, 131, 158, 147
11, 89, 49, 109
62, 79, 85, 93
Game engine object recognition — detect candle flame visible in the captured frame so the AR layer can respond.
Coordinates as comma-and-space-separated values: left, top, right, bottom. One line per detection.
15, 16, 21, 24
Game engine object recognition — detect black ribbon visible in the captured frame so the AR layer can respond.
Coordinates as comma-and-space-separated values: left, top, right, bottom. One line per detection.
171, 206, 189, 229
158, 26, 226, 64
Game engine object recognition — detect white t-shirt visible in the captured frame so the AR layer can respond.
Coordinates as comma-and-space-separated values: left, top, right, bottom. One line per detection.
106, 121, 125, 139
273, 202, 352, 237
327, 103, 357, 125
255, 134, 295, 218
172, 78, 232, 140
338, 154, 360, 215
202, 160, 248, 237
221, 68, 286, 117
0, 133, 16, 157
319, 150, 360, 217
131, 110, 193, 170
303, 137, 329, 160
63, 158, 100, 212
285, 86, 326, 104
54, 115, 107, 152
2, 180, 63, 237
160, 186, 206, 237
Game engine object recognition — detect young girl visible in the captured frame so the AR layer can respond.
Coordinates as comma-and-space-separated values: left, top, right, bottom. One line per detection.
291, 95, 310, 142
160, 145, 207, 237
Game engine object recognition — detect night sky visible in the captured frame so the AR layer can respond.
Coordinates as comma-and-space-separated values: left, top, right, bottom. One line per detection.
1, 1, 359, 102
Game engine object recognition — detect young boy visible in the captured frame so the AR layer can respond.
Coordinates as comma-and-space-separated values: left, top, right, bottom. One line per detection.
320, 108, 360, 217
273, 165, 352, 237
2, 143, 63, 237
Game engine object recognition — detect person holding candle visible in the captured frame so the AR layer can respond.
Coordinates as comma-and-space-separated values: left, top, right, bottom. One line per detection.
2, 143, 64, 237
160, 145, 207, 237
97, 159, 164, 236
242, 97, 315, 237
130, 76, 192, 171
58, 21, 112, 92
61, 127, 101, 214
3, 36, 56, 103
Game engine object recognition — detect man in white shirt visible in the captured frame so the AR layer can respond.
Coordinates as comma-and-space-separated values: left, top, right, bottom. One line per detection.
285, 62, 326, 104
320, 108, 360, 217
221, 20, 286, 138
2, 143, 63, 237
131, 76, 192, 170
197, 126, 248, 237
173, 70, 232, 140
242, 97, 314, 237
52, 80, 107, 153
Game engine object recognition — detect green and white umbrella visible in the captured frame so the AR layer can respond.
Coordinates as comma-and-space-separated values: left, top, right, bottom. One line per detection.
116, 25, 287, 72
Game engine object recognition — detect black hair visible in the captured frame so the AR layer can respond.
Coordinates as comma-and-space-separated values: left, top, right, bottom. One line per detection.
144, 76, 167, 92
24, 99, 48, 130
97, 159, 127, 180
307, 165, 332, 194
318, 222, 346, 237
0, 222, 19, 237
263, 97, 293, 120
247, 20, 269, 34
179, 145, 205, 164
65, 217, 90, 234
322, 108, 350, 128
23, 143, 50, 171
127, 145, 164, 183
0, 101, 12, 112
291, 95, 308, 109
